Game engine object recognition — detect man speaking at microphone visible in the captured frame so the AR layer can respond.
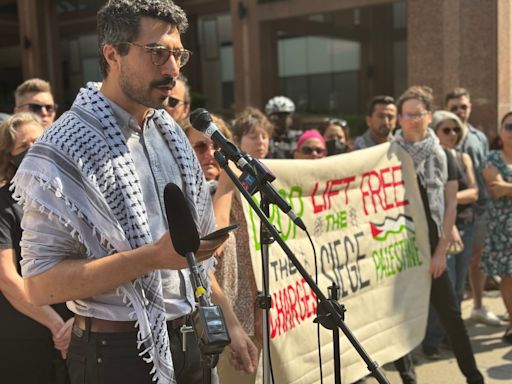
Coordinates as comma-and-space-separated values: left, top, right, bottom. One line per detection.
12, 1, 256, 383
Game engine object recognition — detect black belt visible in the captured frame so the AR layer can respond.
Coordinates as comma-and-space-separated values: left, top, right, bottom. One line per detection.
74, 314, 190, 333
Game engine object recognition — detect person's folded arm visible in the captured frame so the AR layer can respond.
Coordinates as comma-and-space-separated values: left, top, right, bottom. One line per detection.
0, 247, 64, 334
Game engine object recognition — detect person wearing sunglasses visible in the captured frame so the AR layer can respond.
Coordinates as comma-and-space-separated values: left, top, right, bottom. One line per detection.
10, 2, 261, 383
481, 111, 512, 344
422, 110, 479, 358
293, 130, 327, 160
445, 88, 501, 327
264, 95, 301, 159
213, 107, 272, 384
164, 73, 190, 125
13, 78, 57, 128
0, 113, 73, 384
183, 113, 230, 186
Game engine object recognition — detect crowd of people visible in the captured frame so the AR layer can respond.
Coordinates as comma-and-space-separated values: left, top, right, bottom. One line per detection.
0, 1, 511, 384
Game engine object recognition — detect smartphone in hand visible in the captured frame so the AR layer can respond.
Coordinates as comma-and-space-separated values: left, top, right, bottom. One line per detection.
201, 224, 239, 240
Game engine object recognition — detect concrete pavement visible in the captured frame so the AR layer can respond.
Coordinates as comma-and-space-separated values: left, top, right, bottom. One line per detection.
367, 290, 511, 384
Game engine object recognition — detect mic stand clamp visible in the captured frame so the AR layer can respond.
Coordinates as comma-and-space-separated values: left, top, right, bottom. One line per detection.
314, 283, 345, 384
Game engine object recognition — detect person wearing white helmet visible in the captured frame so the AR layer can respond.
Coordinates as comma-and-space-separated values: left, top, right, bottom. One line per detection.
264, 95, 301, 159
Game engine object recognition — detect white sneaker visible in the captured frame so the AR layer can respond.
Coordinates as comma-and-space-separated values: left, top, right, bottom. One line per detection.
470, 306, 502, 326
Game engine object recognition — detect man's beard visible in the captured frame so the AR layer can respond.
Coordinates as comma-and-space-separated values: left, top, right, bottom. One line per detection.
119, 67, 175, 109
377, 126, 391, 138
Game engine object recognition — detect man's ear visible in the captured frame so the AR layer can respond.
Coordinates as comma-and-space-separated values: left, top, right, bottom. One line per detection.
103, 44, 121, 73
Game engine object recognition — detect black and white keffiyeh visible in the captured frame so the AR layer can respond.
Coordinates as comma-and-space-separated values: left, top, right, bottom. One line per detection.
12, 82, 211, 383
394, 128, 448, 236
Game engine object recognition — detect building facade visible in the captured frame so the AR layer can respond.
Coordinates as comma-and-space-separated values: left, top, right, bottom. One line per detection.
0, 0, 510, 136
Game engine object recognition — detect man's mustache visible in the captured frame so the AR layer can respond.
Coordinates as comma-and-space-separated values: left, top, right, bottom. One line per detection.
152, 78, 176, 88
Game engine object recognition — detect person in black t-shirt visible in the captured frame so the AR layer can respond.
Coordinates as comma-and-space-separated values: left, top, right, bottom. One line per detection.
422, 110, 480, 356
0, 112, 73, 383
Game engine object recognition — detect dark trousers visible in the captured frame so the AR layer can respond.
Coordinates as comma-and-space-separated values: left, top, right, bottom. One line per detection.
430, 271, 483, 384
393, 353, 416, 384
0, 338, 69, 384
67, 321, 207, 384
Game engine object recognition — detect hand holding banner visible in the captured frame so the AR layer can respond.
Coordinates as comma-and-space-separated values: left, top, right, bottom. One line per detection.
241, 142, 431, 384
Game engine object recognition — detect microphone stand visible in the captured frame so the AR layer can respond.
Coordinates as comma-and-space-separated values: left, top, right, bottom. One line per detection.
314, 282, 345, 384
258, 196, 273, 384
214, 151, 390, 384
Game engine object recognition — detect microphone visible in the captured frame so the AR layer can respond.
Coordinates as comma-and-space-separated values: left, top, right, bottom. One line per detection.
190, 108, 306, 231
189, 108, 251, 170
164, 182, 208, 306
163, 183, 230, 355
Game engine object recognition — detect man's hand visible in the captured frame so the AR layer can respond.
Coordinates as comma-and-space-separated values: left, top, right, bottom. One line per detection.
208, 272, 259, 374
53, 317, 75, 359
153, 232, 229, 270
227, 323, 259, 374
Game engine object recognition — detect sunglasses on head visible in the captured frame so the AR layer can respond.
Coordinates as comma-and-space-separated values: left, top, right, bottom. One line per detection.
325, 118, 348, 128
450, 104, 469, 112
167, 96, 186, 108
301, 146, 326, 155
441, 126, 461, 135
503, 123, 512, 132
19, 103, 58, 114
193, 140, 219, 154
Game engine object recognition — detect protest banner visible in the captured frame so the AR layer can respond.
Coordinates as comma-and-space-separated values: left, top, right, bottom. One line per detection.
242, 142, 431, 383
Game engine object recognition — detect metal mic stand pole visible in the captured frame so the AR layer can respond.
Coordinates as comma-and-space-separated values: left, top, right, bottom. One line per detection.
201, 355, 217, 384
214, 151, 390, 384
258, 196, 273, 384
314, 283, 344, 384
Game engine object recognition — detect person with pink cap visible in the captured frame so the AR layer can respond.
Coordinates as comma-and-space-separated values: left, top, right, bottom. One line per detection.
293, 130, 327, 159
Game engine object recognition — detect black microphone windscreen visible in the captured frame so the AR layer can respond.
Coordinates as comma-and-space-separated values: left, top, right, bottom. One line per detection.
164, 183, 200, 256
189, 108, 212, 133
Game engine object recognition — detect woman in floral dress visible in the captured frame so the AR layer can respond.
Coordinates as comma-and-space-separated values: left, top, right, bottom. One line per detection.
481, 111, 512, 343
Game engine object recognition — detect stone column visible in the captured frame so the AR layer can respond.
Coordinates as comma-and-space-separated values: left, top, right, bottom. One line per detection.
17, 0, 63, 103
407, 0, 512, 137
496, 0, 512, 137
360, 4, 395, 106
231, 0, 279, 112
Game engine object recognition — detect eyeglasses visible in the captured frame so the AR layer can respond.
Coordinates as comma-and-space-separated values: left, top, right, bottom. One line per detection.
167, 96, 187, 108
441, 126, 461, 135
193, 141, 219, 154
122, 42, 191, 68
300, 146, 326, 155
400, 111, 428, 121
503, 123, 512, 132
450, 104, 469, 112
19, 103, 58, 114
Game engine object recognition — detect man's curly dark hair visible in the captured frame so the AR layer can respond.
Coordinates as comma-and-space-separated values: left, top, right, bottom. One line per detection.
97, 0, 188, 78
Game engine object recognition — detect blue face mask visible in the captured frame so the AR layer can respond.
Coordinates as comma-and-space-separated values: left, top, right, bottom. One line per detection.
10, 148, 28, 169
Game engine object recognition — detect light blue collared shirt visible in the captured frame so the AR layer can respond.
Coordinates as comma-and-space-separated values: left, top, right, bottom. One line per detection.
21, 94, 215, 320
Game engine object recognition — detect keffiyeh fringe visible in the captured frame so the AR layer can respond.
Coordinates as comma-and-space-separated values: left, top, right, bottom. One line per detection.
12, 82, 210, 383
